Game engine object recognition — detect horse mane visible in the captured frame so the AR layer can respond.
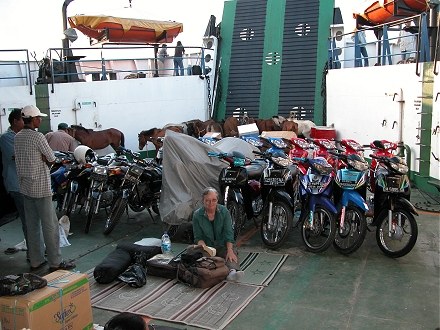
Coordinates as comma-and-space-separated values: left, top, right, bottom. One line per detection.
141, 128, 158, 136
71, 125, 91, 133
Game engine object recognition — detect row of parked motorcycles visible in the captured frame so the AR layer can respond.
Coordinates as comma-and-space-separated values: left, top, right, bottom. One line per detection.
207, 135, 418, 258
51, 146, 162, 235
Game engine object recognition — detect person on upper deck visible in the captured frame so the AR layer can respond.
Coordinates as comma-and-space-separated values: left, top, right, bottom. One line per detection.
173, 41, 185, 76
45, 122, 77, 152
398, 21, 417, 62
192, 187, 244, 282
351, 26, 369, 67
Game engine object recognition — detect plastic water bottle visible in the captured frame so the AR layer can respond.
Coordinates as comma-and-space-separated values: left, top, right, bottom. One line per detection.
161, 232, 172, 256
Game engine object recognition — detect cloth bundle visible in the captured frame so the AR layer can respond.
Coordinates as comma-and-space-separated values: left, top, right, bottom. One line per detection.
0, 273, 47, 296
93, 242, 161, 284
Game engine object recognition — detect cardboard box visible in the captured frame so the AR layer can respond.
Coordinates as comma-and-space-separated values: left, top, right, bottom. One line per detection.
0, 270, 93, 330
238, 123, 259, 137
261, 131, 297, 139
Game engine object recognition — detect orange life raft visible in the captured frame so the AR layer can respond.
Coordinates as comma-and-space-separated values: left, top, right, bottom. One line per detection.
68, 15, 183, 44
353, 0, 429, 25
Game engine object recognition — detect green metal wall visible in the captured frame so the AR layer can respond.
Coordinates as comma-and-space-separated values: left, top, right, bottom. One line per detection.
215, 0, 335, 122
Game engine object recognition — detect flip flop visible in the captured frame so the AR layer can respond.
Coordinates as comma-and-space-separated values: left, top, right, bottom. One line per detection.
4, 248, 18, 255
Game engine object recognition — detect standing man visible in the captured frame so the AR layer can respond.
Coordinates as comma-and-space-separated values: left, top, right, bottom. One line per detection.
45, 122, 77, 152
173, 41, 185, 76
14, 105, 75, 272
0, 109, 29, 256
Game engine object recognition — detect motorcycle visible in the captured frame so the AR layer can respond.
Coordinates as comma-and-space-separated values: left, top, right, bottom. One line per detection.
60, 150, 94, 218
208, 150, 267, 239
256, 149, 297, 249
83, 153, 129, 233
51, 151, 75, 210
104, 147, 162, 235
293, 156, 337, 253
329, 150, 369, 254
368, 141, 418, 257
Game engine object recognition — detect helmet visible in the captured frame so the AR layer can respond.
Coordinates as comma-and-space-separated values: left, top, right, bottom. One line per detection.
73, 145, 95, 164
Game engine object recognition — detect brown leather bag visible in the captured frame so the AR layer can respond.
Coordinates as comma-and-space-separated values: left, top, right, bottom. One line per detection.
177, 256, 229, 288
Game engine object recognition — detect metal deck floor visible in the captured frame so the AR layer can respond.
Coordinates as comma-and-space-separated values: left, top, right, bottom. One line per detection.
0, 188, 439, 330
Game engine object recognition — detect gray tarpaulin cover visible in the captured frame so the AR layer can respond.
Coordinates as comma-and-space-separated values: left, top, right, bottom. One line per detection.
159, 130, 259, 225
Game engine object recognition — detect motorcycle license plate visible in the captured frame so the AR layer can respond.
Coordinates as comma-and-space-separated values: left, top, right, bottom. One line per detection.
91, 172, 107, 181
264, 177, 286, 186
383, 186, 404, 193
126, 165, 143, 183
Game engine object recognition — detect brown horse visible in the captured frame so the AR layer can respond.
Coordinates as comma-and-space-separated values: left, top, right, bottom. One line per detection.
255, 116, 286, 133
68, 125, 125, 150
281, 120, 299, 135
193, 119, 224, 138
223, 115, 256, 137
138, 126, 183, 152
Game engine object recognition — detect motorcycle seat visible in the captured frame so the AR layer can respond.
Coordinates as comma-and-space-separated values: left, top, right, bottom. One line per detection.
245, 164, 265, 179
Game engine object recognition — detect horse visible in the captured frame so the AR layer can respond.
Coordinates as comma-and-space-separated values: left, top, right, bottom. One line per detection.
281, 120, 299, 135
68, 125, 125, 150
193, 119, 224, 138
285, 119, 315, 138
138, 126, 183, 152
162, 119, 203, 138
255, 116, 286, 133
223, 115, 256, 137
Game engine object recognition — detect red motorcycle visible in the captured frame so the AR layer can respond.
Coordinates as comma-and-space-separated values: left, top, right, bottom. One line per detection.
368, 140, 397, 193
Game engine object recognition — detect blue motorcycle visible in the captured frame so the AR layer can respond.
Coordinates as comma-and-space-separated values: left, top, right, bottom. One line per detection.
330, 151, 369, 254
294, 156, 337, 253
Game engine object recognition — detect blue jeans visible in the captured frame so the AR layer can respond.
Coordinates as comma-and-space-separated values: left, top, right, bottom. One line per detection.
173, 57, 184, 76
23, 195, 61, 268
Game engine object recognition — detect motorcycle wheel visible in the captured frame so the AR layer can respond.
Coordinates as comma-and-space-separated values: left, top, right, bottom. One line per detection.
261, 200, 293, 249
128, 183, 146, 212
301, 206, 336, 253
104, 196, 127, 235
85, 197, 98, 234
333, 206, 367, 255
227, 200, 246, 240
63, 191, 76, 217
375, 209, 418, 258
152, 201, 160, 215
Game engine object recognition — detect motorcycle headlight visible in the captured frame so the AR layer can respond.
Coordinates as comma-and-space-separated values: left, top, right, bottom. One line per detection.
271, 139, 287, 149
311, 157, 333, 175
346, 140, 362, 151
248, 138, 263, 147
320, 140, 336, 150
93, 165, 107, 175
390, 157, 408, 174
347, 156, 369, 172
272, 156, 293, 167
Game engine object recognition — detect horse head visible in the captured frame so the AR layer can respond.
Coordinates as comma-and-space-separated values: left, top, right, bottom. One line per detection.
139, 128, 165, 151
138, 128, 158, 150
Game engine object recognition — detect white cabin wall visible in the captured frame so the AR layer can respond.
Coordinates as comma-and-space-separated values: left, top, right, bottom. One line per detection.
327, 62, 440, 180
0, 86, 35, 134
47, 76, 208, 151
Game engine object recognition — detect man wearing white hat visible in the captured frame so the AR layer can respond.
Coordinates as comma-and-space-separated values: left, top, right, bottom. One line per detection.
14, 105, 76, 273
